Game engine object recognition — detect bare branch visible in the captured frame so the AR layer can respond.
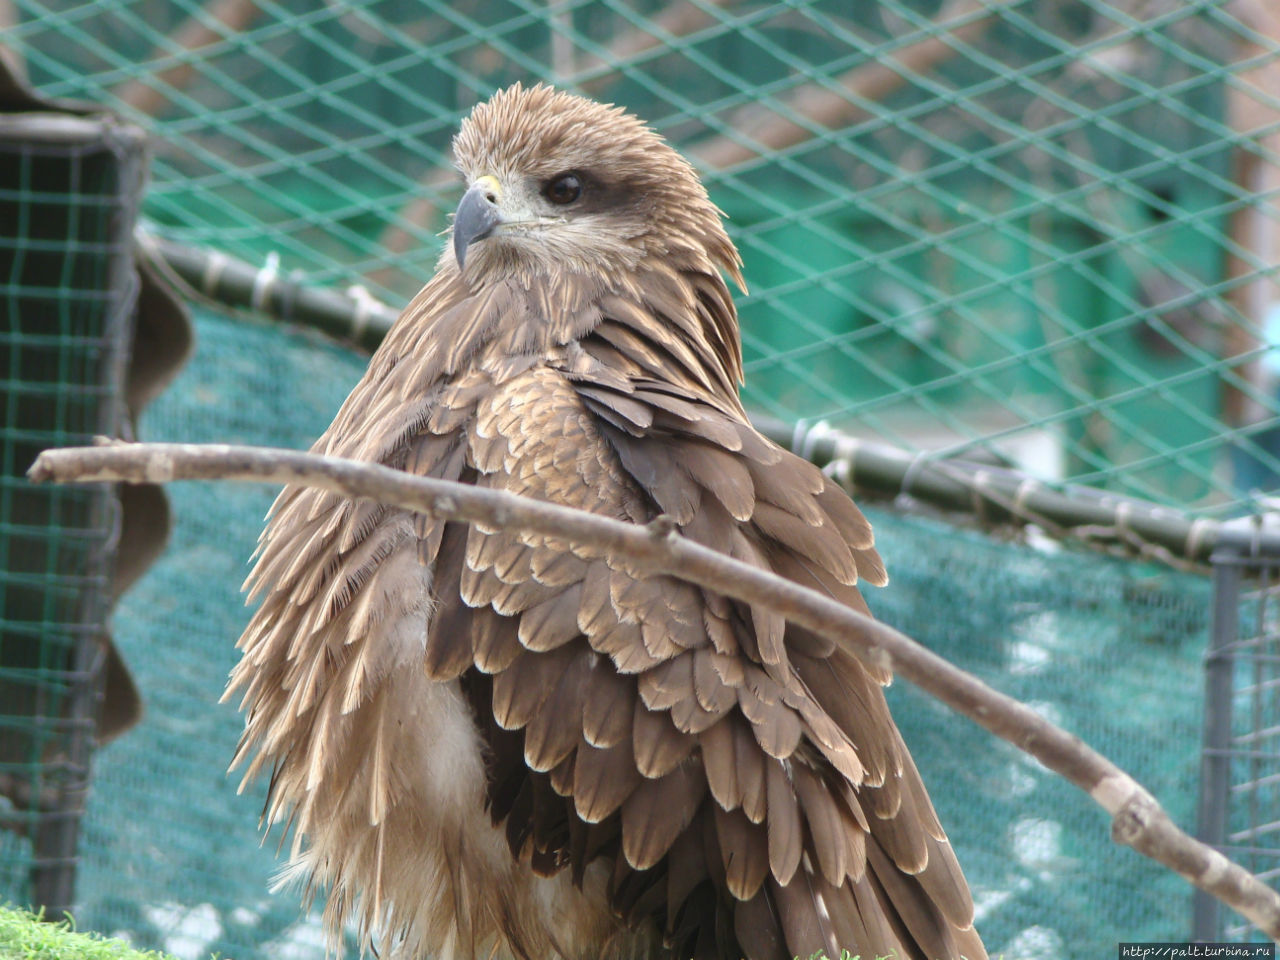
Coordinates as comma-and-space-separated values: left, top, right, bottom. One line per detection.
28, 440, 1280, 935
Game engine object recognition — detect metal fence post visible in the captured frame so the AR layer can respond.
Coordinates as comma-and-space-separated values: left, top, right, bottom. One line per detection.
1194, 550, 1241, 939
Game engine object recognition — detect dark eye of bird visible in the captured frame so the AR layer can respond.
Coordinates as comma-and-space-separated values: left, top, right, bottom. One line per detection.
543, 173, 582, 205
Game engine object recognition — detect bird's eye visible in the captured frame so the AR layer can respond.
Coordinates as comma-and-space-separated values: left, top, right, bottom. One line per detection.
543, 173, 582, 205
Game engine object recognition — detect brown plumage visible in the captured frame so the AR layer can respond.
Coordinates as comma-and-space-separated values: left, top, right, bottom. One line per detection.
228, 83, 986, 960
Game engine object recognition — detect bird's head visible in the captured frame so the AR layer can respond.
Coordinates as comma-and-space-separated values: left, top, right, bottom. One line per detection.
449, 83, 742, 291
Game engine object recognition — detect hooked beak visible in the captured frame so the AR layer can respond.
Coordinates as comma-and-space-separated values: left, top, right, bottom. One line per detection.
453, 175, 503, 271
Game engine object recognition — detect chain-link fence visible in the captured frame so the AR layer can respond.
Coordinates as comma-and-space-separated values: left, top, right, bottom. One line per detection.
4, 0, 1280, 957
10, 0, 1280, 515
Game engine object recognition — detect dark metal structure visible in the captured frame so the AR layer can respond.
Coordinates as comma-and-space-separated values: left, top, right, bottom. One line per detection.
0, 56, 190, 917
0, 110, 142, 916
1195, 523, 1280, 941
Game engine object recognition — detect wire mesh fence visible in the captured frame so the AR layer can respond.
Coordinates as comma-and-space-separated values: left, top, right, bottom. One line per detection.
3, 0, 1280, 956
9, 0, 1280, 514
0, 113, 144, 917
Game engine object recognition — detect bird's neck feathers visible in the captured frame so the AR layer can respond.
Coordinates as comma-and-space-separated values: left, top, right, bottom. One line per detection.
368, 248, 746, 412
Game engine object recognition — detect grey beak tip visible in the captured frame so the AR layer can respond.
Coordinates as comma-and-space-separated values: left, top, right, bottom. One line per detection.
453, 183, 501, 273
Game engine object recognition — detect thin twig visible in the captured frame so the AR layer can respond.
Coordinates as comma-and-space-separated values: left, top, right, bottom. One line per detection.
27, 440, 1280, 936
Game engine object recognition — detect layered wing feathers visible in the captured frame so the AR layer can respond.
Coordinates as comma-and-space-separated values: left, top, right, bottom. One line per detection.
431, 273, 980, 959
233, 263, 983, 960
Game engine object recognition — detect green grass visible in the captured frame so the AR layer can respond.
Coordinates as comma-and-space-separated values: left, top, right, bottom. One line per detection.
0, 909, 989, 960
0, 907, 171, 960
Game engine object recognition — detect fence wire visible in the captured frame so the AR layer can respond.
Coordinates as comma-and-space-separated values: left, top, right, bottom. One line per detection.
1197, 549, 1280, 941
7, 0, 1280, 514
0, 113, 144, 920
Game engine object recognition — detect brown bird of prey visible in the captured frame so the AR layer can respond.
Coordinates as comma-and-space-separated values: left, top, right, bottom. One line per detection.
228, 83, 986, 960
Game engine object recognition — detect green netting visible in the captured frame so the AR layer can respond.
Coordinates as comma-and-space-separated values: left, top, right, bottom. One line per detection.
0, 113, 143, 916
9, 0, 1280, 514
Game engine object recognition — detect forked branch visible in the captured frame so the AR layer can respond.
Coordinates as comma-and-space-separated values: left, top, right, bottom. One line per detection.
28, 440, 1280, 937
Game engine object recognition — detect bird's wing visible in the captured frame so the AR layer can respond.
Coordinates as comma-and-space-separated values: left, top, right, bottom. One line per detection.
234, 266, 984, 960
413, 273, 986, 960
